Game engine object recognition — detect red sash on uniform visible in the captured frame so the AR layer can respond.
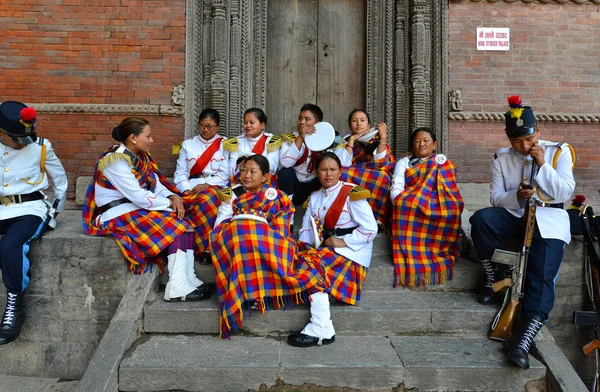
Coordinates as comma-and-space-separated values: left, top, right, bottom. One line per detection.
324, 185, 353, 230
189, 138, 222, 177
293, 144, 319, 173
251, 134, 268, 154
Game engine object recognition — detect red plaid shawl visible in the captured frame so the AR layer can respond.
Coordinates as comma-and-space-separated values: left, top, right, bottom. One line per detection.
341, 142, 395, 226
82, 147, 199, 274
209, 184, 323, 338
390, 155, 464, 287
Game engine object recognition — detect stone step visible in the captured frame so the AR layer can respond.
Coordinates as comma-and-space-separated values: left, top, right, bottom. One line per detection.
0, 375, 78, 392
119, 334, 546, 392
144, 290, 497, 335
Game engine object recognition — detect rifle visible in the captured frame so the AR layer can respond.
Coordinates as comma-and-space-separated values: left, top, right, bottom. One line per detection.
488, 161, 537, 343
572, 202, 600, 392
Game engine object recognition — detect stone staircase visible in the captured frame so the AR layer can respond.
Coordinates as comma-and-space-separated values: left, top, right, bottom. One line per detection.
118, 234, 550, 392
0, 206, 589, 391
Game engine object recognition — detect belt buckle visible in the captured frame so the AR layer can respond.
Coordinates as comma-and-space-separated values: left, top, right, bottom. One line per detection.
0, 195, 14, 206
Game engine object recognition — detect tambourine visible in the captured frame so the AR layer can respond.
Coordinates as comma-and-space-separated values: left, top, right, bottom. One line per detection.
309, 215, 321, 249
231, 214, 268, 225
357, 127, 379, 144
305, 122, 335, 152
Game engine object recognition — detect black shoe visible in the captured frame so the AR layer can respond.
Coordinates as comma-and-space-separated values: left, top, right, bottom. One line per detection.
377, 223, 385, 233
182, 284, 211, 302
287, 333, 335, 347
507, 314, 544, 370
197, 252, 211, 265
0, 292, 25, 345
477, 286, 497, 305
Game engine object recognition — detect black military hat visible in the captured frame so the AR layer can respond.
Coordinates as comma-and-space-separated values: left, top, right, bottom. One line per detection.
0, 101, 38, 144
504, 95, 536, 139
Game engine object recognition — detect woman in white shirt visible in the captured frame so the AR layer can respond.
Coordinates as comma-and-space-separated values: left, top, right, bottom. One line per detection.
389, 127, 464, 288
173, 108, 229, 264
288, 152, 377, 348
82, 117, 211, 302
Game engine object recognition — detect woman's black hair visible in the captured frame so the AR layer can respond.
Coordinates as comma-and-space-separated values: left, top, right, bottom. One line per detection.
314, 151, 342, 171
409, 127, 437, 145
347, 109, 371, 127
199, 108, 220, 125
241, 154, 270, 175
112, 117, 150, 142
244, 108, 268, 125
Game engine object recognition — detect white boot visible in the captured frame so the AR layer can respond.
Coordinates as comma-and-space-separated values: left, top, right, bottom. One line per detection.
164, 250, 198, 301
186, 249, 203, 288
300, 292, 335, 340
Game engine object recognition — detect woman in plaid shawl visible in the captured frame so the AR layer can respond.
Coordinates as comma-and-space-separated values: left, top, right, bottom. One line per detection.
338, 109, 395, 229
173, 109, 230, 265
287, 152, 378, 348
82, 117, 211, 302
389, 127, 464, 287
210, 154, 322, 338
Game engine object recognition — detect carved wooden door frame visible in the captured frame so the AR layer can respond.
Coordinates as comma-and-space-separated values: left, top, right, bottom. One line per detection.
185, 0, 449, 155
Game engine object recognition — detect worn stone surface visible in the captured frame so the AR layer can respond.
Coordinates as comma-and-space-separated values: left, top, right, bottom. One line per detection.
75, 271, 158, 392
0, 376, 78, 392
144, 290, 495, 336
535, 341, 588, 392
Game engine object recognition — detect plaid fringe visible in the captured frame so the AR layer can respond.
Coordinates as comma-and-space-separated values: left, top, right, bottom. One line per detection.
209, 185, 323, 338
390, 155, 464, 287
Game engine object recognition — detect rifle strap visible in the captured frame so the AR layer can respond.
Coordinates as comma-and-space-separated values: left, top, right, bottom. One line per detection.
491, 289, 511, 331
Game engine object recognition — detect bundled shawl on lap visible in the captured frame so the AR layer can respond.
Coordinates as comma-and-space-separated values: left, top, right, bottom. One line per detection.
209, 184, 323, 338
391, 155, 464, 287
340, 139, 395, 226
82, 147, 195, 274
296, 229, 367, 306
184, 186, 221, 254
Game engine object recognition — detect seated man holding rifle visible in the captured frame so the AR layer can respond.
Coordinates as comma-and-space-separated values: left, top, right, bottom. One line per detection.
469, 96, 576, 369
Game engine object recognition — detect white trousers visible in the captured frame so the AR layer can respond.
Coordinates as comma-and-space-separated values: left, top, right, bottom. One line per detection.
301, 292, 335, 339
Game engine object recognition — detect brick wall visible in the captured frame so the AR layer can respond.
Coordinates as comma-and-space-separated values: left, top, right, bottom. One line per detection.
449, 2, 600, 208
0, 0, 186, 201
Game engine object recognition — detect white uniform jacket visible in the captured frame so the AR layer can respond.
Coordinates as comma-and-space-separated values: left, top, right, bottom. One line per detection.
94, 144, 175, 224
279, 132, 351, 181
173, 134, 230, 192
0, 137, 67, 226
299, 181, 377, 268
490, 140, 575, 244
213, 184, 243, 228
228, 132, 280, 176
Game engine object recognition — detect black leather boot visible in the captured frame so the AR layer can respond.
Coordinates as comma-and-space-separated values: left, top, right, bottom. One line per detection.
0, 292, 25, 345
507, 314, 544, 369
477, 259, 498, 305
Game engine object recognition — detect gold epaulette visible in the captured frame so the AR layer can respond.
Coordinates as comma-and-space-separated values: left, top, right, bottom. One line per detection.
223, 137, 238, 153
217, 187, 233, 203
267, 135, 283, 152
282, 133, 297, 145
303, 196, 310, 209
549, 142, 576, 169
333, 140, 347, 150
349, 185, 370, 202
97, 153, 133, 172
172, 142, 182, 156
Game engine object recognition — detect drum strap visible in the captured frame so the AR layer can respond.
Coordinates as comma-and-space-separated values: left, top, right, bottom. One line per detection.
324, 185, 353, 231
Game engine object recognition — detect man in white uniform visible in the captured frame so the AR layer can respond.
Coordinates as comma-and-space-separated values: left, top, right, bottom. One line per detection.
470, 97, 575, 369
0, 101, 68, 344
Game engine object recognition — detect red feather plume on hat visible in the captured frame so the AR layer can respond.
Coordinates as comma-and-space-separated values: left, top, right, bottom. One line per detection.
507, 95, 522, 108
20, 107, 37, 123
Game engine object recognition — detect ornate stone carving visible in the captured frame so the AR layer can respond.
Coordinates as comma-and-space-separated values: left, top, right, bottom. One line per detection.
172, 85, 185, 106
29, 103, 183, 116
394, 1, 410, 154
449, 0, 600, 4
448, 112, 600, 123
411, 0, 432, 130
449, 89, 462, 112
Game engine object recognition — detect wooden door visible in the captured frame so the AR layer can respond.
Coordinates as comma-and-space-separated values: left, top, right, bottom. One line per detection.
266, 0, 365, 136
